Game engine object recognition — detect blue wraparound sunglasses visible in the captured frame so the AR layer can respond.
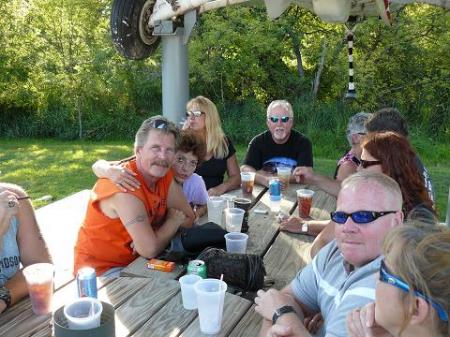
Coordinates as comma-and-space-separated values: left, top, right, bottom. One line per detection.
268, 116, 290, 123
330, 210, 397, 224
380, 259, 448, 322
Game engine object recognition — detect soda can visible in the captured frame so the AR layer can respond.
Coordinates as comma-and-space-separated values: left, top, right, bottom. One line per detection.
269, 178, 281, 198
187, 260, 207, 279
77, 267, 98, 298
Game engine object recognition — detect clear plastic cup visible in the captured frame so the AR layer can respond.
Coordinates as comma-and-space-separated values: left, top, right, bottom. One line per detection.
277, 166, 291, 190
240, 172, 256, 195
207, 196, 226, 227
22, 263, 54, 315
64, 297, 103, 330
179, 274, 202, 310
224, 233, 249, 254
195, 279, 227, 334
296, 189, 315, 217
225, 208, 245, 232
221, 194, 236, 208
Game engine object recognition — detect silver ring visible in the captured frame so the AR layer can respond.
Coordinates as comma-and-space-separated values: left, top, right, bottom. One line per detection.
7, 200, 16, 208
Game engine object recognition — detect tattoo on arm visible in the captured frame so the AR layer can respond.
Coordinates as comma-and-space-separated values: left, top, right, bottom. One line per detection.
124, 215, 146, 227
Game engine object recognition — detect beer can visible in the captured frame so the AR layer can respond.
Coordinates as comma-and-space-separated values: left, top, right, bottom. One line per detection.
77, 267, 97, 298
187, 260, 207, 279
269, 178, 281, 197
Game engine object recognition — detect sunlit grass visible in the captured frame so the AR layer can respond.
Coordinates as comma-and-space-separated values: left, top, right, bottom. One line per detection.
1, 139, 449, 221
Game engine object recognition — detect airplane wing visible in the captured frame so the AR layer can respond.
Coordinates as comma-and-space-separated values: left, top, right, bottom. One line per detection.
265, 0, 449, 22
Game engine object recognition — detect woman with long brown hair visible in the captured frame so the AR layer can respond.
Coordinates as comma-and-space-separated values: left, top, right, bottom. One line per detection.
307, 131, 435, 258
359, 131, 433, 214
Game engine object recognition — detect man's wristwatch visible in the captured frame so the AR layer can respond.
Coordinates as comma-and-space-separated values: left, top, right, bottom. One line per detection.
0, 286, 11, 310
272, 305, 295, 324
301, 221, 309, 233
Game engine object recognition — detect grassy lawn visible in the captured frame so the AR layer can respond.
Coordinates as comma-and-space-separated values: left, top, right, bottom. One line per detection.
1, 138, 449, 221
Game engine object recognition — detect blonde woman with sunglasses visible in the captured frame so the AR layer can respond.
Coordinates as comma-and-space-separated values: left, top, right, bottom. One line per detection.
184, 96, 241, 196
347, 224, 450, 337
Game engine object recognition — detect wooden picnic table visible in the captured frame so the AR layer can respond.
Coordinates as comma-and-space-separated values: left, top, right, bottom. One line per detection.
2, 183, 336, 337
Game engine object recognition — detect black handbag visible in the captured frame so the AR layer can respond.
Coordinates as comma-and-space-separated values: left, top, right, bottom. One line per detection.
197, 248, 266, 292
158, 222, 227, 262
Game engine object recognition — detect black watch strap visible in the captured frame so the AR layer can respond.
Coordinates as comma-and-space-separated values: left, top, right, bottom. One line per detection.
0, 286, 11, 309
272, 305, 295, 325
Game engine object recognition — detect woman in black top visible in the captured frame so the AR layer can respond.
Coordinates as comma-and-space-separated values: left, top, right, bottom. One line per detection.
183, 96, 241, 196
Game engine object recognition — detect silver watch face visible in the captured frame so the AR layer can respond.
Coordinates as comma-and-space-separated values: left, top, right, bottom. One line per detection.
0, 286, 11, 302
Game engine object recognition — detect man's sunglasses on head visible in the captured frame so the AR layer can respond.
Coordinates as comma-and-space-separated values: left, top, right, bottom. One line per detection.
359, 159, 382, 169
330, 210, 397, 224
379, 259, 449, 322
186, 110, 205, 118
149, 118, 169, 129
268, 116, 290, 123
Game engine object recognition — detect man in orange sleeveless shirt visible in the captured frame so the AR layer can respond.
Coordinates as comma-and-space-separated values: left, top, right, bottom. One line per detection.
74, 116, 195, 277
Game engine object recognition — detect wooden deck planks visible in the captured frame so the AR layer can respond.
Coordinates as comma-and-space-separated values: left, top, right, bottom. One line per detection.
179, 293, 252, 337
263, 232, 314, 290
131, 293, 197, 337
227, 304, 261, 337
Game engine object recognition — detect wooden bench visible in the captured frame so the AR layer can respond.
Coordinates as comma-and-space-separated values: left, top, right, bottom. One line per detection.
35, 189, 91, 288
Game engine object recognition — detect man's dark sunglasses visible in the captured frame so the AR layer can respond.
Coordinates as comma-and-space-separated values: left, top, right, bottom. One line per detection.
149, 118, 169, 129
380, 260, 449, 322
331, 210, 397, 224
268, 116, 290, 123
359, 159, 382, 169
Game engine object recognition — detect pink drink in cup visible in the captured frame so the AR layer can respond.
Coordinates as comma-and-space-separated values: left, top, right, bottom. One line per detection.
23, 263, 54, 315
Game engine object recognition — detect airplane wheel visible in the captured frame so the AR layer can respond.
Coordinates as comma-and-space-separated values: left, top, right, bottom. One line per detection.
110, 0, 160, 60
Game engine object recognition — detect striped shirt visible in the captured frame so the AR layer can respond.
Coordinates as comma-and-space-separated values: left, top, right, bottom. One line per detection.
291, 240, 381, 337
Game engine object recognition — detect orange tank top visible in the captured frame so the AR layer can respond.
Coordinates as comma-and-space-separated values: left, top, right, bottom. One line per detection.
74, 160, 173, 275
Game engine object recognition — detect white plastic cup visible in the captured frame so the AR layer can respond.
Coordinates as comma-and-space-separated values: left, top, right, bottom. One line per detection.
207, 196, 226, 227
22, 263, 54, 315
225, 208, 245, 232
221, 194, 236, 208
240, 172, 256, 194
224, 233, 249, 254
270, 195, 281, 213
64, 297, 103, 330
179, 274, 202, 310
195, 279, 227, 334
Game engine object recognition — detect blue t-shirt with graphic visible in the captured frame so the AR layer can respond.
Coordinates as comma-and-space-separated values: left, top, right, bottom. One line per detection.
0, 217, 20, 286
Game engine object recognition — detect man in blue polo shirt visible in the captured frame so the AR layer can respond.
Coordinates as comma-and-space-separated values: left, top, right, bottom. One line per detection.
254, 171, 404, 337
